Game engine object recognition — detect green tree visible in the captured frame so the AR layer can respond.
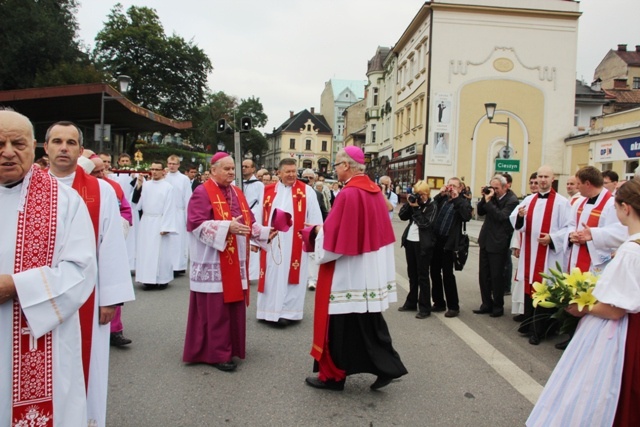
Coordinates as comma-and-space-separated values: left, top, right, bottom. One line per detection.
0, 0, 102, 90
94, 4, 212, 121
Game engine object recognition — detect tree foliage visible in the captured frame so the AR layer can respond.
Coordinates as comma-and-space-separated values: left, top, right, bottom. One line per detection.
190, 92, 268, 160
0, 0, 102, 90
93, 4, 212, 121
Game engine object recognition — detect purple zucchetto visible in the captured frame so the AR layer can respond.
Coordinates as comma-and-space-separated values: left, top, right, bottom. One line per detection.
211, 152, 230, 165
344, 146, 365, 165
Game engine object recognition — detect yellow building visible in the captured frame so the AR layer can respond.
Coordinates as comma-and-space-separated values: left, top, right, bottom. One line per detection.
566, 106, 640, 181
367, 0, 581, 197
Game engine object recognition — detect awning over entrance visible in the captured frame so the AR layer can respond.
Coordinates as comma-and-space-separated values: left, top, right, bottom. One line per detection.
0, 83, 191, 139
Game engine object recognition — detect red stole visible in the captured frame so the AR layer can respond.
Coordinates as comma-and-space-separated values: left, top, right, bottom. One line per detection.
258, 180, 307, 292
203, 180, 251, 304
523, 190, 556, 295
572, 191, 611, 272
12, 167, 58, 426
71, 166, 101, 392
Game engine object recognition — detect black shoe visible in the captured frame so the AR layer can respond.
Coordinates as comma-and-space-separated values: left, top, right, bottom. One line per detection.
489, 309, 504, 318
158, 283, 168, 290
212, 361, 237, 372
173, 270, 185, 277
473, 307, 492, 314
305, 376, 345, 391
110, 332, 132, 347
415, 312, 431, 319
513, 314, 526, 322
370, 376, 393, 390
529, 335, 541, 345
444, 310, 459, 318
555, 338, 571, 350
398, 306, 416, 312
277, 318, 291, 327
142, 284, 158, 291
431, 305, 447, 313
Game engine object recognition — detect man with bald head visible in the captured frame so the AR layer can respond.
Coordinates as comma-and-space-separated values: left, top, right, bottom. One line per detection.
566, 175, 581, 205
0, 110, 97, 425
510, 165, 571, 345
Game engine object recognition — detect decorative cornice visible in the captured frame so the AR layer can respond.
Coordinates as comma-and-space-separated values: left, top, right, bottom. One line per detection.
449, 46, 556, 90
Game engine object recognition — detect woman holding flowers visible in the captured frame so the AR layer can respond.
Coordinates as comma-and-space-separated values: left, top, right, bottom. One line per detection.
527, 179, 640, 426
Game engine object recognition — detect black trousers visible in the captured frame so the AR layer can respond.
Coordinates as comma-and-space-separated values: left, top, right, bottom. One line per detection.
430, 235, 460, 311
403, 240, 433, 314
478, 247, 508, 311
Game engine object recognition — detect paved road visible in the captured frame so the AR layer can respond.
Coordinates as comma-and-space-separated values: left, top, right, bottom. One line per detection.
107, 218, 562, 426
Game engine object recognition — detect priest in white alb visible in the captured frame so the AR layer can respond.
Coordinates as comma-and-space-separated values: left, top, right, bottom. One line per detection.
1, 110, 97, 426
257, 158, 322, 326
241, 158, 265, 283
565, 166, 627, 275
44, 121, 135, 427
132, 161, 178, 289
164, 154, 192, 275
509, 165, 571, 345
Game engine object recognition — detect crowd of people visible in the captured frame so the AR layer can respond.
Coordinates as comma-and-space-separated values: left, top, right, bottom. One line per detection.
3, 106, 639, 425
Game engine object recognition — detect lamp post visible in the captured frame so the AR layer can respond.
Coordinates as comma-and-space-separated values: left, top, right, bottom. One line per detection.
99, 75, 131, 153
484, 102, 512, 159
217, 141, 225, 153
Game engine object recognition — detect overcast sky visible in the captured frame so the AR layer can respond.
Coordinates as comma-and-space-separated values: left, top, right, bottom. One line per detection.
75, 0, 640, 131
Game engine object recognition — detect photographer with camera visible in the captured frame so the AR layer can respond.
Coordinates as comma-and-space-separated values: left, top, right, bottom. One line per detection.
379, 175, 398, 219
473, 175, 519, 318
429, 178, 473, 318
398, 181, 438, 318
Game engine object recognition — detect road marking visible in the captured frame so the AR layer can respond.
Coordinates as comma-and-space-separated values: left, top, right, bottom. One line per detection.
395, 273, 542, 405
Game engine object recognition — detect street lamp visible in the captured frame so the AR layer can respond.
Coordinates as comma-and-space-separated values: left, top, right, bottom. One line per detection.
484, 102, 512, 159
99, 75, 131, 153
217, 141, 226, 152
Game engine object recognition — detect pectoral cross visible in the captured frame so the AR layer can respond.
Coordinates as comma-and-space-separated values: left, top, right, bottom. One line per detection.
21, 327, 38, 351
212, 195, 228, 219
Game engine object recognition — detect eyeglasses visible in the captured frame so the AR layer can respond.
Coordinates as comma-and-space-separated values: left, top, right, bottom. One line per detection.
332, 161, 346, 168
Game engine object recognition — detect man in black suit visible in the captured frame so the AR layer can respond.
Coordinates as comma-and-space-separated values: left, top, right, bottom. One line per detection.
474, 174, 519, 317
187, 165, 201, 191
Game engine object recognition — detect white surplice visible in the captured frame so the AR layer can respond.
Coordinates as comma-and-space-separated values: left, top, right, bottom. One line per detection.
257, 182, 322, 321
112, 172, 138, 271
564, 189, 628, 273
135, 179, 178, 285
164, 171, 192, 272
54, 173, 136, 427
509, 192, 571, 310
0, 181, 97, 427
242, 175, 264, 281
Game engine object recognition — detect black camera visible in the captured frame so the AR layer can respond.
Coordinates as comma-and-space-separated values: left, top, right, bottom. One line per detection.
407, 194, 417, 203
481, 186, 492, 195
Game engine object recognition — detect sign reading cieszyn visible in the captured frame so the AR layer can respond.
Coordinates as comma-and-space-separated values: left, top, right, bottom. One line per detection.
495, 159, 520, 172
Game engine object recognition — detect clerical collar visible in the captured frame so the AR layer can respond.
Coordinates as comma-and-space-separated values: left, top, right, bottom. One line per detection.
2, 179, 24, 189
537, 191, 551, 199
586, 195, 599, 205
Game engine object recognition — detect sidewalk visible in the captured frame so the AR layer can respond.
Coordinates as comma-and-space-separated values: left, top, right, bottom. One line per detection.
466, 218, 482, 244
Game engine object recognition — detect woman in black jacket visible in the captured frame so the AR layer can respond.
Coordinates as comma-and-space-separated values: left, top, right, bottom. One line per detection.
398, 180, 438, 319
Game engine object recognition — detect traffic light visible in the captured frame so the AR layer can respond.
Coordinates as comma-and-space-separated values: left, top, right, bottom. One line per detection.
217, 118, 227, 133
240, 117, 252, 132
